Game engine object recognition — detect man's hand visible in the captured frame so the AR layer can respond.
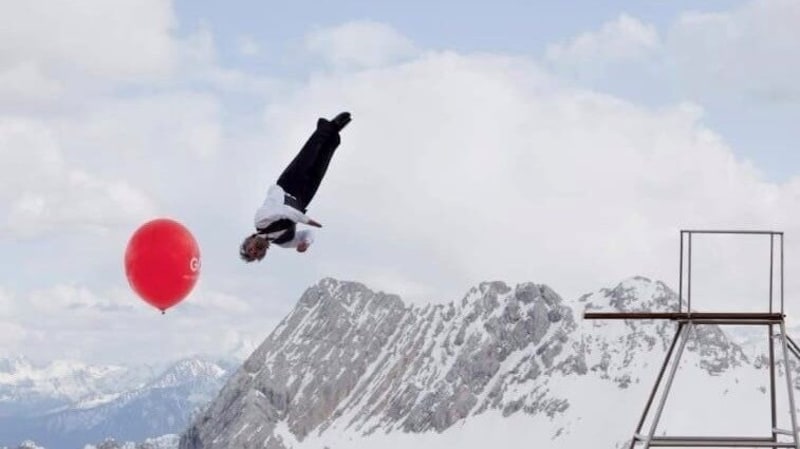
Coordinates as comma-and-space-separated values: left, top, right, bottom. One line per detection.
307, 218, 323, 228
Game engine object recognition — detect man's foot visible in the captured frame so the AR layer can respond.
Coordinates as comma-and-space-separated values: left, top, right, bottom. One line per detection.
331, 112, 351, 131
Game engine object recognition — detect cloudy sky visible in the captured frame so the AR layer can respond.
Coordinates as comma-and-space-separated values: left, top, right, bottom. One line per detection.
2, 0, 800, 365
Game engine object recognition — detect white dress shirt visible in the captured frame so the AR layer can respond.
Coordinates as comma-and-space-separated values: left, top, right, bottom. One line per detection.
254, 185, 315, 249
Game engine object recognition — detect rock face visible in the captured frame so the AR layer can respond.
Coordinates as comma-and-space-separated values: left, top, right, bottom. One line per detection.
179, 279, 572, 448
181, 276, 771, 449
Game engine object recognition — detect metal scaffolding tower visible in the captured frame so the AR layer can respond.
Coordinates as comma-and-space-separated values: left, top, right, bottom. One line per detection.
585, 230, 800, 448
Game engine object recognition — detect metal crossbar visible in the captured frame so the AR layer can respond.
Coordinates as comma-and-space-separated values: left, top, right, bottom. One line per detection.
639, 438, 796, 447
583, 312, 784, 321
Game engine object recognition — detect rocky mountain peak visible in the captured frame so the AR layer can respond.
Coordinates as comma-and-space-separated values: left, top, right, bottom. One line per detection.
580, 275, 676, 313
149, 359, 227, 389
181, 278, 580, 448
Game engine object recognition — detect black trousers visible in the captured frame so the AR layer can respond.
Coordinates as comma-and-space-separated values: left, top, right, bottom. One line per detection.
276, 118, 341, 211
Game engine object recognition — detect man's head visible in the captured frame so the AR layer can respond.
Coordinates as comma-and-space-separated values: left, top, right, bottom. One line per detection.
239, 234, 269, 262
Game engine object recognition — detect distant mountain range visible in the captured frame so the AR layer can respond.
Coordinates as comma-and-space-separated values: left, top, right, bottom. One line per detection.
0, 356, 235, 449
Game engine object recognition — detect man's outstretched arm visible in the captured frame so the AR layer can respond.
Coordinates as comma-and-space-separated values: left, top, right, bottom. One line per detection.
276, 229, 315, 251
279, 205, 322, 227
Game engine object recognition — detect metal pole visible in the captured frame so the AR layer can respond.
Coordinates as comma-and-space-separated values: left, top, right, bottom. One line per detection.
678, 319, 782, 326
643, 322, 693, 449
679, 231, 684, 313
688, 233, 693, 312
770, 323, 778, 448
779, 320, 799, 448
781, 234, 785, 316
771, 233, 775, 314
630, 322, 686, 449
788, 336, 800, 357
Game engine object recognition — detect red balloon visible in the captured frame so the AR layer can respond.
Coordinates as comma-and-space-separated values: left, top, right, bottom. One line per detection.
124, 218, 200, 312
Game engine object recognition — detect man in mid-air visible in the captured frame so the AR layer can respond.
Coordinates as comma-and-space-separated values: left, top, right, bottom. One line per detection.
239, 112, 352, 262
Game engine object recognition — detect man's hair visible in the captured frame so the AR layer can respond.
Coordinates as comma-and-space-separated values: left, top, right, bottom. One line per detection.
239, 234, 268, 262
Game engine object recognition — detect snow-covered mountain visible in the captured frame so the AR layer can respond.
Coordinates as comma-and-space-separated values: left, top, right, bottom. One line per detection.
0, 358, 233, 449
1, 434, 179, 449
0, 357, 154, 418
180, 277, 800, 449
82, 434, 180, 449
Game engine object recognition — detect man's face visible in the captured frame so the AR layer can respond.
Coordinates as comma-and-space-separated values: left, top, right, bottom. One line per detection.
244, 236, 269, 261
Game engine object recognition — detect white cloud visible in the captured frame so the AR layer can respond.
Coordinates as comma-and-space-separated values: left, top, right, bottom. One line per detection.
181, 289, 252, 314
667, 0, 800, 101
0, 288, 14, 317
546, 14, 659, 72
0, 0, 177, 82
0, 322, 28, 353
178, 26, 217, 69
0, 118, 158, 238
0, 1, 279, 111
305, 21, 418, 70
238, 36, 260, 56
546, 1, 800, 104
0, 2, 278, 118
0, 62, 64, 105
0, 1, 275, 364
58, 92, 224, 165
172, 27, 281, 95
0, 282, 266, 364
28, 284, 118, 312
220, 329, 258, 360
6, 172, 157, 237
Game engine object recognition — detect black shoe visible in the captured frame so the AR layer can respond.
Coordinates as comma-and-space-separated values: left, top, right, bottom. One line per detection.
331, 112, 351, 131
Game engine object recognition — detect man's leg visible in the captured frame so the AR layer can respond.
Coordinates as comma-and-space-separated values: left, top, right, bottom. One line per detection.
295, 129, 341, 207
276, 119, 340, 206
294, 113, 350, 207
